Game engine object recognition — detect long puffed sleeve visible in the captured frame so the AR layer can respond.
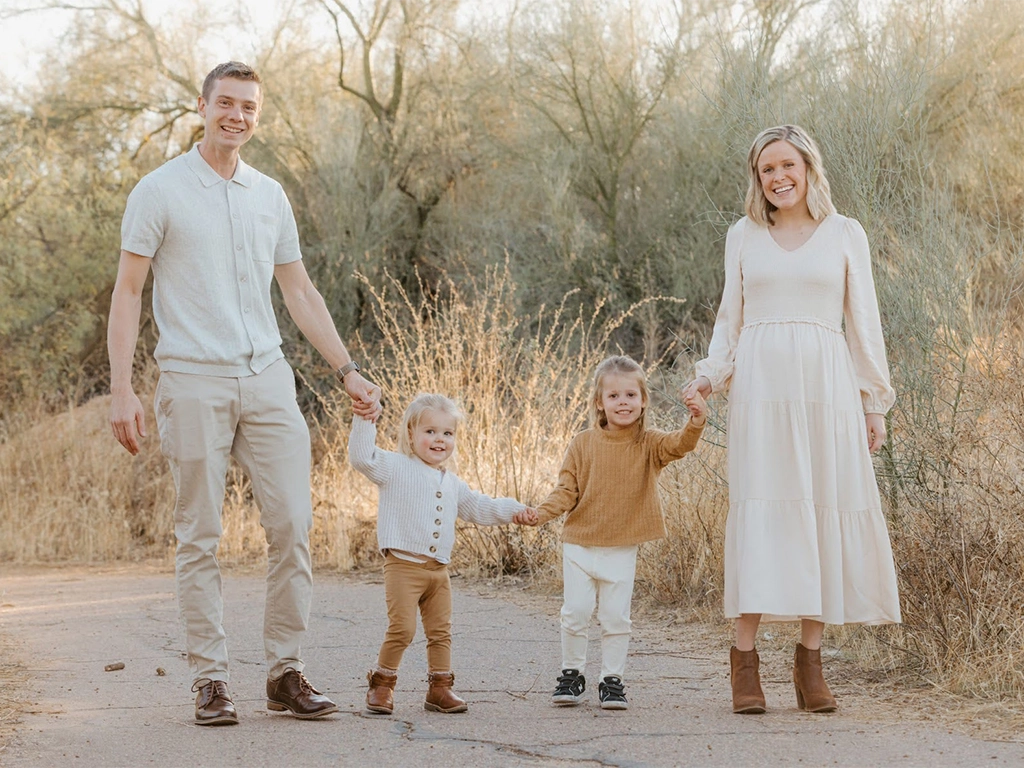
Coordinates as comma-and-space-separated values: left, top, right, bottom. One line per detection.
694, 219, 746, 393
348, 416, 395, 485
842, 218, 896, 414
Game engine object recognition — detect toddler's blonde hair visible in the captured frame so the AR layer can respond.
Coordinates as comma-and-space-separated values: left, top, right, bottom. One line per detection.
396, 393, 464, 458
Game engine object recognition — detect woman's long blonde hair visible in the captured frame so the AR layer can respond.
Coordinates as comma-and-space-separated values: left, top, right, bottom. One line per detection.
590, 355, 649, 432
744, 124, 836, 226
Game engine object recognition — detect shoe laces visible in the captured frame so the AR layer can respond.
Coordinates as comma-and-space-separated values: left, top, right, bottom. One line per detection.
191, 679, 232, 702
291, 670, 322, 695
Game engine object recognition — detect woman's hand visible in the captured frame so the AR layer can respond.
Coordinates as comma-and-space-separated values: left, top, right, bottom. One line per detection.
865, 413, 887, 453
682, 376, 712, 402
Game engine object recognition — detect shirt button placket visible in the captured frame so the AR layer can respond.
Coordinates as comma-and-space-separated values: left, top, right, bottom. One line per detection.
228, 186, 257, 361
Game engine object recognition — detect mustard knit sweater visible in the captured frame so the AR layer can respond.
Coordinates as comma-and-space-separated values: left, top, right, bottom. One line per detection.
535, 419, 705, 546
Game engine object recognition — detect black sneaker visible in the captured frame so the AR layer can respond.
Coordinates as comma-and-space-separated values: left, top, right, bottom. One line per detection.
598, 676, 628, 710
552, 668, 586, 706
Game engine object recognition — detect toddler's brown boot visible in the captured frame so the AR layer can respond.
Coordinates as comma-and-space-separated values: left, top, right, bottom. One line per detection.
366, 669, 398, 714
424, 671, 468, 713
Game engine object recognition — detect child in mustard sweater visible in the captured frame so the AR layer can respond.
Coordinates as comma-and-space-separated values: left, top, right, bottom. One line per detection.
529, 355, 706, 709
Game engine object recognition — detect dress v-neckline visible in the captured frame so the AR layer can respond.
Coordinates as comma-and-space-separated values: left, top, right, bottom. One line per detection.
766, 215, 830, 253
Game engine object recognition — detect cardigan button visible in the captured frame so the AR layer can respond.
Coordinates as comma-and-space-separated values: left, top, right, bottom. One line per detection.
429, 546, 436, 553
432, 531, 440, 539
434, 519, 441, 525
435, 491, 442, 498
436, 505, 443, 512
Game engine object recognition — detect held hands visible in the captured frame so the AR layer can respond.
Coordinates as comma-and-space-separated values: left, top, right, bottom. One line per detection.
683, 388, 707, 426
865, 413, 887, 454
345, 371, 383, 423
682, 375, 712, 402
110, 390, 147, 456
513, 507, 539, 526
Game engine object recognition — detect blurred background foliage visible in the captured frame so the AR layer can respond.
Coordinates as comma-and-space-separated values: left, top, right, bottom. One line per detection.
3, 0, 1024, 702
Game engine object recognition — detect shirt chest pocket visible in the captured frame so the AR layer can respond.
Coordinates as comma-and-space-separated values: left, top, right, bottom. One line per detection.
250, 212, 280, 263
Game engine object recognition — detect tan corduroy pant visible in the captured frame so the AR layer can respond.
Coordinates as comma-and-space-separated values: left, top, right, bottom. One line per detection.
155, 358, 313, 684
377, 553, 453, 673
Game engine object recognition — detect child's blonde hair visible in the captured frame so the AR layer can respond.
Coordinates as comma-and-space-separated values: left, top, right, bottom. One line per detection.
396, 393, 464, 458
591, 355, 649, 431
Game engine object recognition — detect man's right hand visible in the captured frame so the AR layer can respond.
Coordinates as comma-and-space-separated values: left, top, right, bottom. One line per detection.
110, 391, 147, 455
345, 372, 383, 423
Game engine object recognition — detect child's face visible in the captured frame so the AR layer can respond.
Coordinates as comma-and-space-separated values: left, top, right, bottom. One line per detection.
410, 408, 457, 467
598, 372, 645, 430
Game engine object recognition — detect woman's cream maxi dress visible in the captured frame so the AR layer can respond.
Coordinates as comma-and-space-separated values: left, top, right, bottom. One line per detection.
696, 214, 901, 624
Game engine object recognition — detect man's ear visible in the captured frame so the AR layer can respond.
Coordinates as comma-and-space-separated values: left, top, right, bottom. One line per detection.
197, 96, 206, 118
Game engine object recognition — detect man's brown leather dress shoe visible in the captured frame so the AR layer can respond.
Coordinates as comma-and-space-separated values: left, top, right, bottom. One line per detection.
266, 669, 339, 719
192, 679, 239, 726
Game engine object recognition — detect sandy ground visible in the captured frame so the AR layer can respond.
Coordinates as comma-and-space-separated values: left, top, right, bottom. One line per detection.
1, 564, 1022, 767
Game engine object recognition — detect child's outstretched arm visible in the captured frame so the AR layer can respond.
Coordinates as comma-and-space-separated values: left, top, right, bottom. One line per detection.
533, 443, 581, 526
347, 413, 395, 485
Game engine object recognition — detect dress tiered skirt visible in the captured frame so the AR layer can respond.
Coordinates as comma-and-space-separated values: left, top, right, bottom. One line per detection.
723, 318, 901, 624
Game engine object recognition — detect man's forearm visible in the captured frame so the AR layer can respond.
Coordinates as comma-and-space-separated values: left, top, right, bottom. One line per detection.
285, 286, 351, 372
108, 290, 143, 394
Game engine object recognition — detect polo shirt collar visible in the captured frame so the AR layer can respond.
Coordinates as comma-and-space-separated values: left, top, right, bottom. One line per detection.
186, 144, 255, 188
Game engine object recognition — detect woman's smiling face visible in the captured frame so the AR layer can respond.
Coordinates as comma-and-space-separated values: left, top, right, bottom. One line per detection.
757, 139, 809, 216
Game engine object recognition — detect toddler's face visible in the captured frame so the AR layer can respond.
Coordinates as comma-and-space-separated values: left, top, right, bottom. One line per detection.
410, 408, 457, 467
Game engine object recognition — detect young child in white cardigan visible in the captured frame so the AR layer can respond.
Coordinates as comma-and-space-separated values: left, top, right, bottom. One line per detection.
349, 393, 537, 715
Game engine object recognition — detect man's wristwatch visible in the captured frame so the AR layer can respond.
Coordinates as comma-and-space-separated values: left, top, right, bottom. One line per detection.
336, 361, 361, 381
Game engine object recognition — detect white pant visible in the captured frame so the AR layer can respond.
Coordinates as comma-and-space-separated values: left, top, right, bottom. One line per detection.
560, 542, 638, 680
155, 358, 313, 684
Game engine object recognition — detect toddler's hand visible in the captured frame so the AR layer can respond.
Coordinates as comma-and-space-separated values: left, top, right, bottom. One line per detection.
513, 507, 539, 526
684, 388, 707, 423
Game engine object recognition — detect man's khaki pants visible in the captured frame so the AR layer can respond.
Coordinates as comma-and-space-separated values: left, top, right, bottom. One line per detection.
378, 553, 453, 673
155, 358, 313, 684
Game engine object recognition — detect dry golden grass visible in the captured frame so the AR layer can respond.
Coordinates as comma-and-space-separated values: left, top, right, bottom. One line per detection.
3, 267, 1024, 716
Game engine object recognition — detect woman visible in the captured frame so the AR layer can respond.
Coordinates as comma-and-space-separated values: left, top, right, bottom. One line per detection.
683, 124, 900, 714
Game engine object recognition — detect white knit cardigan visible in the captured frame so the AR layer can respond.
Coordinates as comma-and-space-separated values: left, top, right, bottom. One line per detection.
348, 417, 524, 564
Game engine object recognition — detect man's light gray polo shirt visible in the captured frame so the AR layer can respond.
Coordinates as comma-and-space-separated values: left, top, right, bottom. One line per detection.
121, 145, 302, 377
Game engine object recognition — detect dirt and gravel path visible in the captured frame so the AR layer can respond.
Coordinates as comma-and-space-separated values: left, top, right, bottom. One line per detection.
1, 565, 1022, 767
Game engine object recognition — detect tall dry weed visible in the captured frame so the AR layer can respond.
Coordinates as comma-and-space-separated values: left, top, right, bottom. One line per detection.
316, 264, 686, 578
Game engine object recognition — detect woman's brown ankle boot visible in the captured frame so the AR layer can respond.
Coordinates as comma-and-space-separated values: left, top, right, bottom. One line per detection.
424, 672, 468, 713
793, 643, 837, 712
730, 646, 766, 714
366, 669, 397, 714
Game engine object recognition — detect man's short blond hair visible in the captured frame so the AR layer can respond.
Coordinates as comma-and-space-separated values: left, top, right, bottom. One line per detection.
201, 61, 263, 103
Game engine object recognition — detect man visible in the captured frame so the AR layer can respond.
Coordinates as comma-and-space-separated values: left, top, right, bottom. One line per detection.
108, 62, 381, 726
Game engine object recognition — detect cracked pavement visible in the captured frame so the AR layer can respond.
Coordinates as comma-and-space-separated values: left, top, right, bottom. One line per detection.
1, 565, 1022, 767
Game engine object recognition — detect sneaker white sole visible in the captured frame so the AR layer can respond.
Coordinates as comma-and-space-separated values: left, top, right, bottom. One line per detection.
552, 696, 583, 706
600, 700, 628, 710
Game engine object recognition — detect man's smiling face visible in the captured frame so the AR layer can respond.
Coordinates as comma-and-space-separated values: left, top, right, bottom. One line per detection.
197, 77, 261, 154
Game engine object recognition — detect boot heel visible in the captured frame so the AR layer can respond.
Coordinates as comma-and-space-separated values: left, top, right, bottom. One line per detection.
266, 701, 287, 712
793, 643, 837, 713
